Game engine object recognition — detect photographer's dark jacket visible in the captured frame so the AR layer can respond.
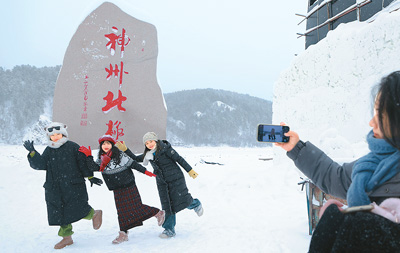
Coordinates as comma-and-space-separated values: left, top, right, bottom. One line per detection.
27, 141, 93, 226
125, 140, 193, 215
287, 140, 400, 204
86, 152, 147, 191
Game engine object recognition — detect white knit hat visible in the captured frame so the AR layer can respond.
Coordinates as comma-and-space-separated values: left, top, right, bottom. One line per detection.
143, 132, 158, 144
45, 122, 68, 139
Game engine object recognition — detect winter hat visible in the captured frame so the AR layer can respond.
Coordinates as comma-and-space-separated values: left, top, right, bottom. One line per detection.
143, 132, 158, 144
98, 135, 116, 145
45, 122, 68, 139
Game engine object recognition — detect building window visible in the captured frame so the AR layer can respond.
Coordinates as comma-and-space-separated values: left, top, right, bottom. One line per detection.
309, 0, 318, 6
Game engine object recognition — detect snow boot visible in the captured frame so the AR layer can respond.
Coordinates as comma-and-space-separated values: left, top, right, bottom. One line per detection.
54, 236, 73, 249
112, 231, 129, 244
92, 210, 103, 230
155, 210, 165, 226
194, 203, 204, 217
159, 229, 176, 239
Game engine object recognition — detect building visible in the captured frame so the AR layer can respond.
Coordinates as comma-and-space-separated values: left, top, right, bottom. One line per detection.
301, 0, 396, 48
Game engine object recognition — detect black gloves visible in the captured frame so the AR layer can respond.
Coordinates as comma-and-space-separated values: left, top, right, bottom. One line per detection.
89, 177, 103, 187
23, 140, 35, 152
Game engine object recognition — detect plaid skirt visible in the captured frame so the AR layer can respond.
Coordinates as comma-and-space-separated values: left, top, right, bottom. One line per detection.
113, 184, 160, 232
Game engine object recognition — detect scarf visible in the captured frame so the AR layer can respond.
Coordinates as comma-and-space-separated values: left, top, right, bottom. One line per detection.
99, 152, 133, 175
347, 130, 400, 207
143, 147, 156, 166
47, 137, 68, 149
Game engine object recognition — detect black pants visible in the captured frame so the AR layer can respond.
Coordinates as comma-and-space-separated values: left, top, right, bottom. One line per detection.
309, 204, 400, 253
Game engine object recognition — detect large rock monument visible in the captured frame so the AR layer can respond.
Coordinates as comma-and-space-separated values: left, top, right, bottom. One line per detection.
53, 2, 167, 152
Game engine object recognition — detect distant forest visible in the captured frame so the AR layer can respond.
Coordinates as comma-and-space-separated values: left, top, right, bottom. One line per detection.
0, 65, 272, 146
164, 90, 271, 146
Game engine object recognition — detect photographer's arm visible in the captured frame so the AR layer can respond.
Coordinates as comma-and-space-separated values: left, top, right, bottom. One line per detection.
276, 129, 353, 200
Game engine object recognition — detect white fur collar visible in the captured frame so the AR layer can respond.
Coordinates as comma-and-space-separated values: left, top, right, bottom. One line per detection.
47, 137, 69, 149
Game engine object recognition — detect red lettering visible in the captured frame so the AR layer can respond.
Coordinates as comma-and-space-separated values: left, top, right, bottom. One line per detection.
105, 27, 131, 58
102, 90, 127, 113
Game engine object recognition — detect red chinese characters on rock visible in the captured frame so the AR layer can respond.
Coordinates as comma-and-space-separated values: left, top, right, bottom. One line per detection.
105, 61, 129, 88
102, 90, 127, 113
105, 27, 131, 58
105, 120, 124, 140
81, 75, 89, 127
101, 26, 132, 139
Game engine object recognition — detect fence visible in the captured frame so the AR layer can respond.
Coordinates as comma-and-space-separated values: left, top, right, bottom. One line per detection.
297, 0, 396, 48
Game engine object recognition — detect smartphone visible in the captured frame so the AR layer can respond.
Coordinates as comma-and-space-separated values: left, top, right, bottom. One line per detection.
257, 124, 290, 143
341, 204, 374, 214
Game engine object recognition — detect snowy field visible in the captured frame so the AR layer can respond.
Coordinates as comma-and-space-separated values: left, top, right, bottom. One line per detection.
0, 145, 310, 252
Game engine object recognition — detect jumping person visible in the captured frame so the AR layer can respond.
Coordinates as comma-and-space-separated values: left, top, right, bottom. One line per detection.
117, 132, 203, 238
79, 135, 165, 244
23, 122, 103, 249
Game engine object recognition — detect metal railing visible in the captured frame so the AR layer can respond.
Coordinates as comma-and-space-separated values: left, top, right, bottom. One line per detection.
296, 0, 372, 38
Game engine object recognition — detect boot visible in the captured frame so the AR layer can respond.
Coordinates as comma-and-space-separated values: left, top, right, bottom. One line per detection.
112, 231, 129, 244
155, 210, 165, 226
92, 210, 103, 230
54, 236, 73, 249
194, 203, 204, 217
159, 229, 176, 239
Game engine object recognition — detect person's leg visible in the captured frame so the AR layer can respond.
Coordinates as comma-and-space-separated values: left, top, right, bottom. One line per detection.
187, 198, 203, 216
55, 224, 74, 249
308, 204, 344, 253
155, 210, 165, 226
58, 224, 73, 237
83, 208, 102, 230
160, 214, 176, 238
162, 213, 176, 231
332, 211, 400, 252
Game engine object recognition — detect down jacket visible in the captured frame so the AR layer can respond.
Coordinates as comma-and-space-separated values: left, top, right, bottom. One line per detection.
27, 141, 93, 226
85, 152, 147, 191
126, 140, 193, 215
287, 140, 400, 204
288, 140, 400, 252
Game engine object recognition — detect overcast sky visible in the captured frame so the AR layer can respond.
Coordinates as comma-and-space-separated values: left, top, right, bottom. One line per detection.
1, 0, 307, 100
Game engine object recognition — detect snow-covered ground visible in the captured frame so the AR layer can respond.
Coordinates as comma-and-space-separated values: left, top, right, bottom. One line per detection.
4, 1, 400, 252
0, 145, 310, 252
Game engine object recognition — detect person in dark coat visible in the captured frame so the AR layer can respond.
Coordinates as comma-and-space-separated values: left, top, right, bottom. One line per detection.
276, 71, 400, 252
23, 122, 103, 250
79, 135, 165, 244
117, 132, 203, 238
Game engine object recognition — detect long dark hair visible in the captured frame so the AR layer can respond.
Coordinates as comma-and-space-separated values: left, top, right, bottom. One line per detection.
143, 140, 162, 155
98, 141, 121, 164
375, 71, 400, 150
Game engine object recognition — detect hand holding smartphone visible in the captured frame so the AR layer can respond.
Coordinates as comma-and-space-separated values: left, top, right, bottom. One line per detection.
257, 124, 290, 143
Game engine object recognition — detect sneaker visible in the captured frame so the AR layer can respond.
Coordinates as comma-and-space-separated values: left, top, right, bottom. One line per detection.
155, 210, 165, 226
92, 210, 103, 230
194, 203, 204, 217
112, 231, 129, 244
54, 236, 73, 249
159, 229, 176, 239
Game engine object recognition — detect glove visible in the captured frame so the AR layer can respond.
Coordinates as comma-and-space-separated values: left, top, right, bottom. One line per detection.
115, 141, 127, 152
88, 176, 103, 187
23, 140, 35, 152
145, 171, 156, 177
99, 152, 112, 172
188, 169, 198, 179
79, 146, 92, 157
